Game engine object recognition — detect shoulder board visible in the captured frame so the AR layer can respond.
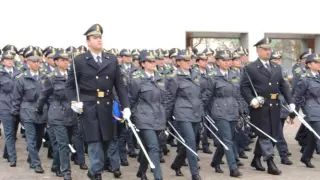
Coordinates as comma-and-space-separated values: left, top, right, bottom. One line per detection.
47, 72, 54, 77
166, 71, 177, 78
295, 67, 301, 73
300, 73, 311, 78
208, 71, 217, 76
16, 73, 25, 79
131, 69, 142, 76
132, 70, 143, 79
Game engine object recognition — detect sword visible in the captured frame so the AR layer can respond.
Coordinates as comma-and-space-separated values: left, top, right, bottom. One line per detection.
165, 130, 198, 157
244, 67, 264, 105
169, 118, 185, 143
291, 108, 320, 140
125, 118, 155, 169
241, 115, 277, 143
71, 53, 80, 102
203, 123, 229, 150
204, 116, 218, 131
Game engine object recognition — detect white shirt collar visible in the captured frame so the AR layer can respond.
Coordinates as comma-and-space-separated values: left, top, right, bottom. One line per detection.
144, 71, 154, 78
49, 66, 55, 71
91, 52, 102, 62
311, 71, 319, 77
220, 69, 228, 76
123, 63, 131, 69
30, 71, 39, 77
4, 67, 13, 73
260, 59, 270, 67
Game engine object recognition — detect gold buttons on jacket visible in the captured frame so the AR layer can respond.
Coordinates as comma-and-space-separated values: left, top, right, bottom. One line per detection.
96, 76, 99, 79
269, 82, 272, 86
107, 102, 110, 105
106, 76, 109, 79
97, 101, 100, 104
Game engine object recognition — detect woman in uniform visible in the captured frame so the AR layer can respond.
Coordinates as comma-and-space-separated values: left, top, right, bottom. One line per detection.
128, 51, 167, 180
294, 53, 320, 168
36, 51, 73, 180
167, 50, 202, 180
204, 50, 242, 177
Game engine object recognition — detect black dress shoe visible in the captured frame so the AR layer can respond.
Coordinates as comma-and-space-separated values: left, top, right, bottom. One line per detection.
136, 171, 148, 180
64, 174, 72, 180
244, 146, 252, 151
191, 174, 202, 180
251, 156, 266, 171
34, 165, 44, 173
211, 163, 223, 173
121, 160, 129, 166
230, 168, 242, 177
160, 157, 165, 163
267, 158, 281, 175
10, 161, 16, 167
51, 168, 64, 177
87, 171, 102, 180
80, 163, 88, 170
182, 161, 188, 166
173, 168, 184, 176
239, 152, 248, 159
237, 160, 244, 167
300, 158, 315, 168
163, 146, 170, 155
202, 147, 212, 154
128, 150, 138, 158
113, 169, 122, 178
281, 158, 293, 165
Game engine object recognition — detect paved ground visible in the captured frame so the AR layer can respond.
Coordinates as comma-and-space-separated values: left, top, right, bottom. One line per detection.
0, 121, 319, 180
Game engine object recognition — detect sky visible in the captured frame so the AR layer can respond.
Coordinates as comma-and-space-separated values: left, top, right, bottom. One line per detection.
0, 0, 318, 53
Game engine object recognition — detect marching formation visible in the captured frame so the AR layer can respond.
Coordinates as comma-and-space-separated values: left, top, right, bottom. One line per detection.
0, 23, 319, 180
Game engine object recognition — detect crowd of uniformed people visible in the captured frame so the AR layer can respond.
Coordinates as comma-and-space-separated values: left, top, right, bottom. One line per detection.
0, 24, 320, 180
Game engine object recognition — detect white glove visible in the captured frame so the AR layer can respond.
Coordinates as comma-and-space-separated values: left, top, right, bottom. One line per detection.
289, 103, 296, 113
71, 101, 83, 114
256, 96, 264, 104
122, 108, 131, 120
250, 98, 259, 106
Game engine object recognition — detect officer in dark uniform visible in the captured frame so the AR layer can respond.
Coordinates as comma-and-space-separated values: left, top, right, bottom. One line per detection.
36, 50, 73, 180
270, 51, 293, 165
293, 49, 313, 153
41, 48, 56, 73
131, 48, 141, 67
0, 51, 21, 167
294, 53, 320, 168
167, 50, 202, 180
118, 48, 138, 165
65, 24, 130, 180
192, 53, 212, 154
203, 48, 215, 71
77, 45, 87, 54
129, 51, 167, 180
204, 50, 242, 177
240, 37, 293, 175
11, 49, 48, 174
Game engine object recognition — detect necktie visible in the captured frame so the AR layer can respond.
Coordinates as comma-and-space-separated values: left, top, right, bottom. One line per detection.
9, 71, 13, 78
64, 73, 68, 79
265, 63, 271, 73
150, 75, 154, 81
33, 75, 38, 80
225, 73, 228, 79
97, 56, 101, 65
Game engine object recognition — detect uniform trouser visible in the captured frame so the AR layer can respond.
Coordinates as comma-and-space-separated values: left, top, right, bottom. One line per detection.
235, 126, 251, 153
118, 123, 134, 161
302, 121, 320, 161
50, 125, 72, 176
158, 132, 167, 158
254, 137, 275, 161
1, 114, 16, 162
105, 136, 120, 171
171, 121, 199, 176
72, 124, 85, 164
211, 120, 238, 170
138, 129, 162, 179
276, 118, 289, 159
24, 122, 45, 166
88, 141, 109, 175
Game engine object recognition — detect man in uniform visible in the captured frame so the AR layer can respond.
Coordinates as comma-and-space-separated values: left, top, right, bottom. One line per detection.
65, 24, 130, 180
240, 37, 294, 175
